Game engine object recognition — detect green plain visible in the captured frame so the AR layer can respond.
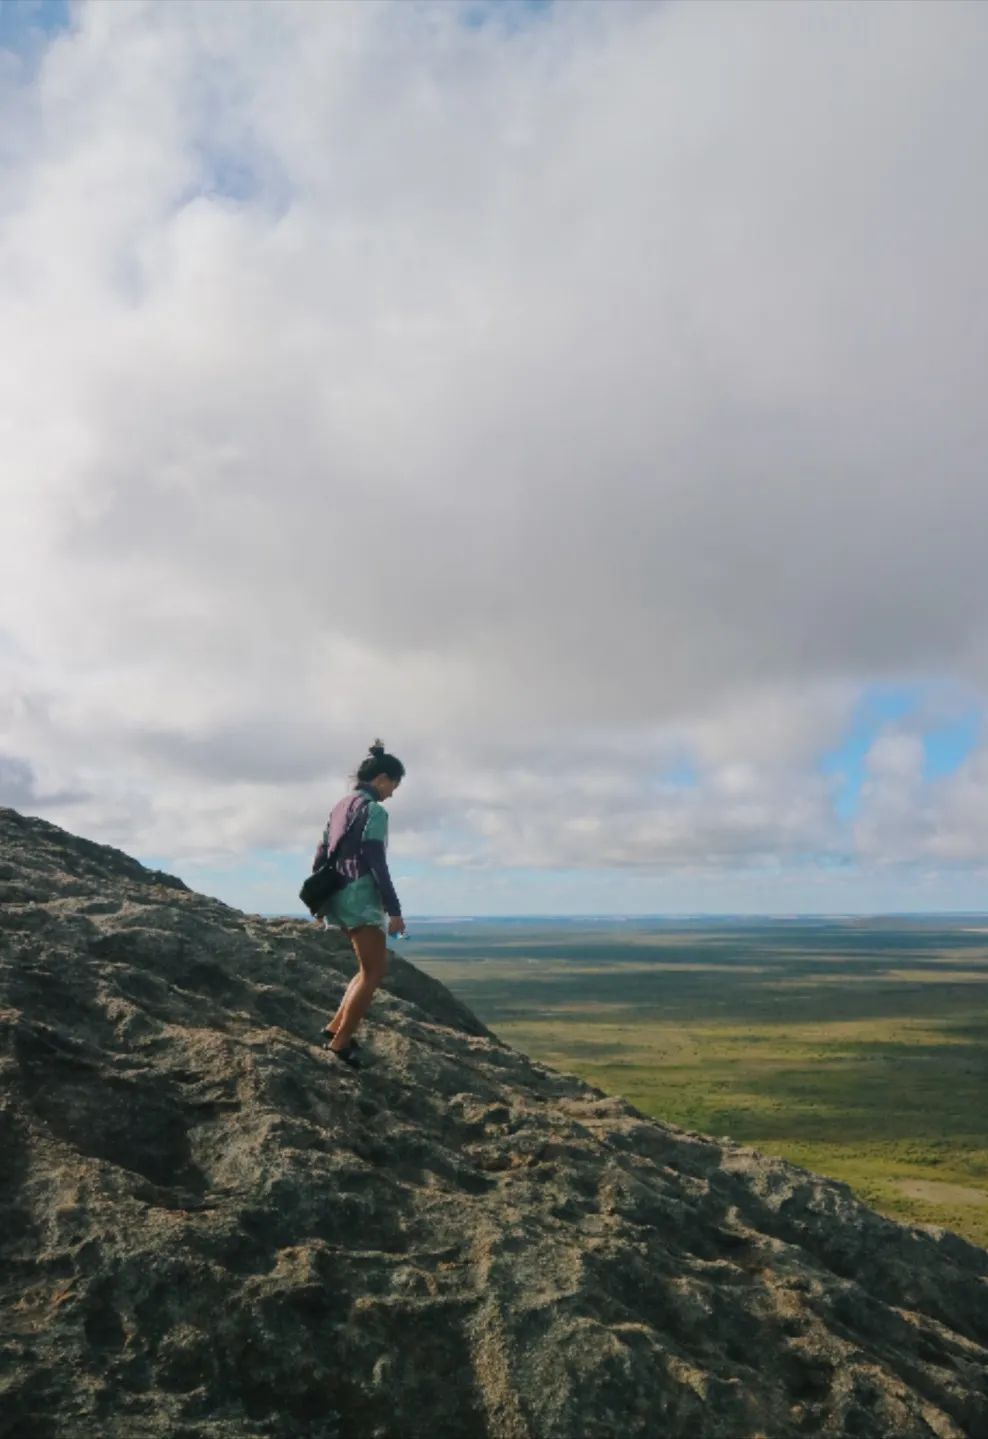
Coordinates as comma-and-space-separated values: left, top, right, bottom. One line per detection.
411, 918, 988, 1248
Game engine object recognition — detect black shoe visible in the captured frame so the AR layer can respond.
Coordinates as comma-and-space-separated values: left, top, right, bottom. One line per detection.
329, 1040, 362, 1071
321, 1029, 360, 1051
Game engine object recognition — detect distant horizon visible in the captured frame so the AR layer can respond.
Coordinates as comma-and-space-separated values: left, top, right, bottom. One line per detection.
271, 910, 988, 923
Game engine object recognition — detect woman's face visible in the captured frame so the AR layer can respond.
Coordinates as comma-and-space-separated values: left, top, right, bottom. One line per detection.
373, 774, 402, 800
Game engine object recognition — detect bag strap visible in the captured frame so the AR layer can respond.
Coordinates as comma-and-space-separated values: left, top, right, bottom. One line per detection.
323, 793, 371, 864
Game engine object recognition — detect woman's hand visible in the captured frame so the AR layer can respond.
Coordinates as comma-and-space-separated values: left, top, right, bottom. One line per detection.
388, 915, 407, 937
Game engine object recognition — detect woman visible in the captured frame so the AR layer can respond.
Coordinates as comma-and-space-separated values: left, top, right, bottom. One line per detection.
314, 739, 406, 1069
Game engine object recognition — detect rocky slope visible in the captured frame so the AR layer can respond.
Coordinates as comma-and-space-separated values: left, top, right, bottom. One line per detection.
1, 806, 986, 1439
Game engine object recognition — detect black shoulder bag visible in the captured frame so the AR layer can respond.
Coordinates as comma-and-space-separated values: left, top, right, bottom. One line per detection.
299, 797, 371, 917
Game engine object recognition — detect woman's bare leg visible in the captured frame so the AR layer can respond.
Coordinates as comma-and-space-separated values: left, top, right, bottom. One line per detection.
330, 926, 388, 1050
326, 970, 360, 1034
325, 926, 380, 1033
322, 917, 357, 1033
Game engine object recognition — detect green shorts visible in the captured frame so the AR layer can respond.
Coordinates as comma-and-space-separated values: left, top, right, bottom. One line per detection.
320, 875, 386, 934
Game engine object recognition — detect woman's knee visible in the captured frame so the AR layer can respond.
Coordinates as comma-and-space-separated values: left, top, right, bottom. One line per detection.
350, 926, 388, 974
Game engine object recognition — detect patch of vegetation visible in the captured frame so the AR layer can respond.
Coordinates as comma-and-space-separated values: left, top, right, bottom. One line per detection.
411, 918, 988, 1247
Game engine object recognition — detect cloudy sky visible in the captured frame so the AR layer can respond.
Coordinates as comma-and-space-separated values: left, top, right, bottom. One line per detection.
2, 0, 987, 915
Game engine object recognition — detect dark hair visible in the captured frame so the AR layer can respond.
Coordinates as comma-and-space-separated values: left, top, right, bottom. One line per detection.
354, 738, 405, 786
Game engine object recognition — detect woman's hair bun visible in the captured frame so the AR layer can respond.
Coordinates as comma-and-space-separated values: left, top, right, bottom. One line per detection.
354, 739, 405, 786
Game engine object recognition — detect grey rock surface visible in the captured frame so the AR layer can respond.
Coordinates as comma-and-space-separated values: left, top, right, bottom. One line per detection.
1, 806, 986, 1438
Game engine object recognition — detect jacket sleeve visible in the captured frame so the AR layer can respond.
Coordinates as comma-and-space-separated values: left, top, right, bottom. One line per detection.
362, 839, 401, 916
359, 802, 401, 916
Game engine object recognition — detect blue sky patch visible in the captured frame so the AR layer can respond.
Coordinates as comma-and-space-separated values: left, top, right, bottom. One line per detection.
923, 711, 981, 782
140, 847, 307, 917
822, 682, 981, 819
0, 0, 71, 55
462, 0, 554, 34
659, 757, 699, 789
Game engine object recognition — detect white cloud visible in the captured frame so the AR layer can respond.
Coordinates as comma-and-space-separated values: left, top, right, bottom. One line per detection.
1, 0, 988, 893
927, 749, 988, 866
